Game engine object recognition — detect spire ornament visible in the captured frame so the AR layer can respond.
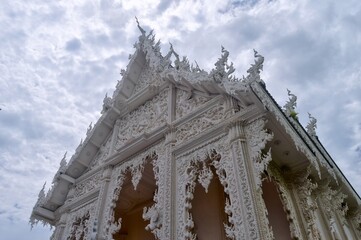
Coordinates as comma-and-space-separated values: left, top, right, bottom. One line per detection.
135, 16, 146, 38
210, 46, 236, 83
245, 49, 264, 84
306, 113, 317, 137
284, 89, 298, 120
101, 93, 112, 114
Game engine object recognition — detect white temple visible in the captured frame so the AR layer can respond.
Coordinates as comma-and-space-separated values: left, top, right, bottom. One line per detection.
30, 22, 361, 240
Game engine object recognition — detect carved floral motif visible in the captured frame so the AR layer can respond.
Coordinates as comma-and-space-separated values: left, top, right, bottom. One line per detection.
90, 133, 112, 169
267, 164, 304, 239
71, 172, 102, 200
63, 201, 97, 240
294, 168, 321, 240
176, 89, 211, 119
176, 103, 226, 144
245, 118, 274, 189
176, 136, 248, 240
115, 89, 168, 150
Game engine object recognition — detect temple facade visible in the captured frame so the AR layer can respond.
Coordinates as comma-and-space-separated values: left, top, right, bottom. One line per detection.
31, 24, 361, 240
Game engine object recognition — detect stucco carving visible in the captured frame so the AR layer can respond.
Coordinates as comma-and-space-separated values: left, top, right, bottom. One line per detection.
176, 135, 254, 240
250, 82, 322, 178
284, 89, 298, 119
268, 164, 304, 239
101, 142, 164, 239
294, 168, 321, 239
63, 201, 97, 240
133, 65, 164, 95
306, 113, 317, 137
176, 89, 211, 119
72, 172, 102, 200
91, 134, 112, 169
176, 103, 226, 144
115, 89, 168, 150
30, 22, 361, 240
245, 118, 274, 189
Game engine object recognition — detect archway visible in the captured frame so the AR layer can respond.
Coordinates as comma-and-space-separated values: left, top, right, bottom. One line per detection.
113, 157, 157, 240
191, 168, 228, 239
262, 178, 292, 240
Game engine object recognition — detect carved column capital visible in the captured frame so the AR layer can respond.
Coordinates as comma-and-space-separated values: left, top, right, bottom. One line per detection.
102, 166, 113, 181
164, 125, 176, 146
227, 121, 246, 143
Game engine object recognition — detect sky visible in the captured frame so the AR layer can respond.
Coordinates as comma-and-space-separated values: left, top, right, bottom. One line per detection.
0, 0, 360, 239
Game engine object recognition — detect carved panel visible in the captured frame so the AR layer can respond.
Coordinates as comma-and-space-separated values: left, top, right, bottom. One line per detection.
175, 89, 211, 119
244, 118, 273, 189
293, 168, 321, 239
231, 139, 260, 240
133, 65, 156, 94
62, 201, 97, 240
75, 173, 101, 198
115, 89, 168, 150
175, 103, 226, 145
90, 133, 112, 169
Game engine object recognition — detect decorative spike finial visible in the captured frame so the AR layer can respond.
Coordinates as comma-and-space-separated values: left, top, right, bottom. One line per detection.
60, 152, 67, 167
306, 113, 317, 137
210, 46, 235, 83
87, 122, 93, 135
284, 89, 298, 120
244, 49, 265, 84
135, 16, 146, 36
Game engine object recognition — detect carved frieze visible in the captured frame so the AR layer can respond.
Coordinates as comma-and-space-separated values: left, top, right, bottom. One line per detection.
73, 173, 101, 199
133, 65, 164, 95
175, 103, 226, 145
175, 89, 211, 119
90, 133, 112, 169
115, 89, 168, 150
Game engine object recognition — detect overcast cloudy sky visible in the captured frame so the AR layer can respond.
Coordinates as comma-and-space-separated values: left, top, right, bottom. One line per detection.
0, 0, 360, 239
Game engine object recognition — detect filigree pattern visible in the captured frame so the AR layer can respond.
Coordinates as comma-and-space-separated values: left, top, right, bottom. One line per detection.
176, 103, 226, 144
176, 89, 211, 119
100, 142, 163, 239
294, 168, 321, 239
71, 173, 102, 200
132, 65, 164, 95
176, 136, 247, 240
90, 133, 112, 169
268, 164, 304, 239
245, 118, 274, 189
115, 89, 168, 150
63, 201, 97, 240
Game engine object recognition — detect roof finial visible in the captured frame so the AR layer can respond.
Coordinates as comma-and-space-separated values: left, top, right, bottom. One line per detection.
284, 89, 298, 120
306, 113, 317, 137
245, 49, 265, 84
135, 16, 146, 36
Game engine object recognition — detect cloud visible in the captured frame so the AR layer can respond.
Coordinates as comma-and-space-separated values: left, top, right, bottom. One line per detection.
65, 38, 82, 52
